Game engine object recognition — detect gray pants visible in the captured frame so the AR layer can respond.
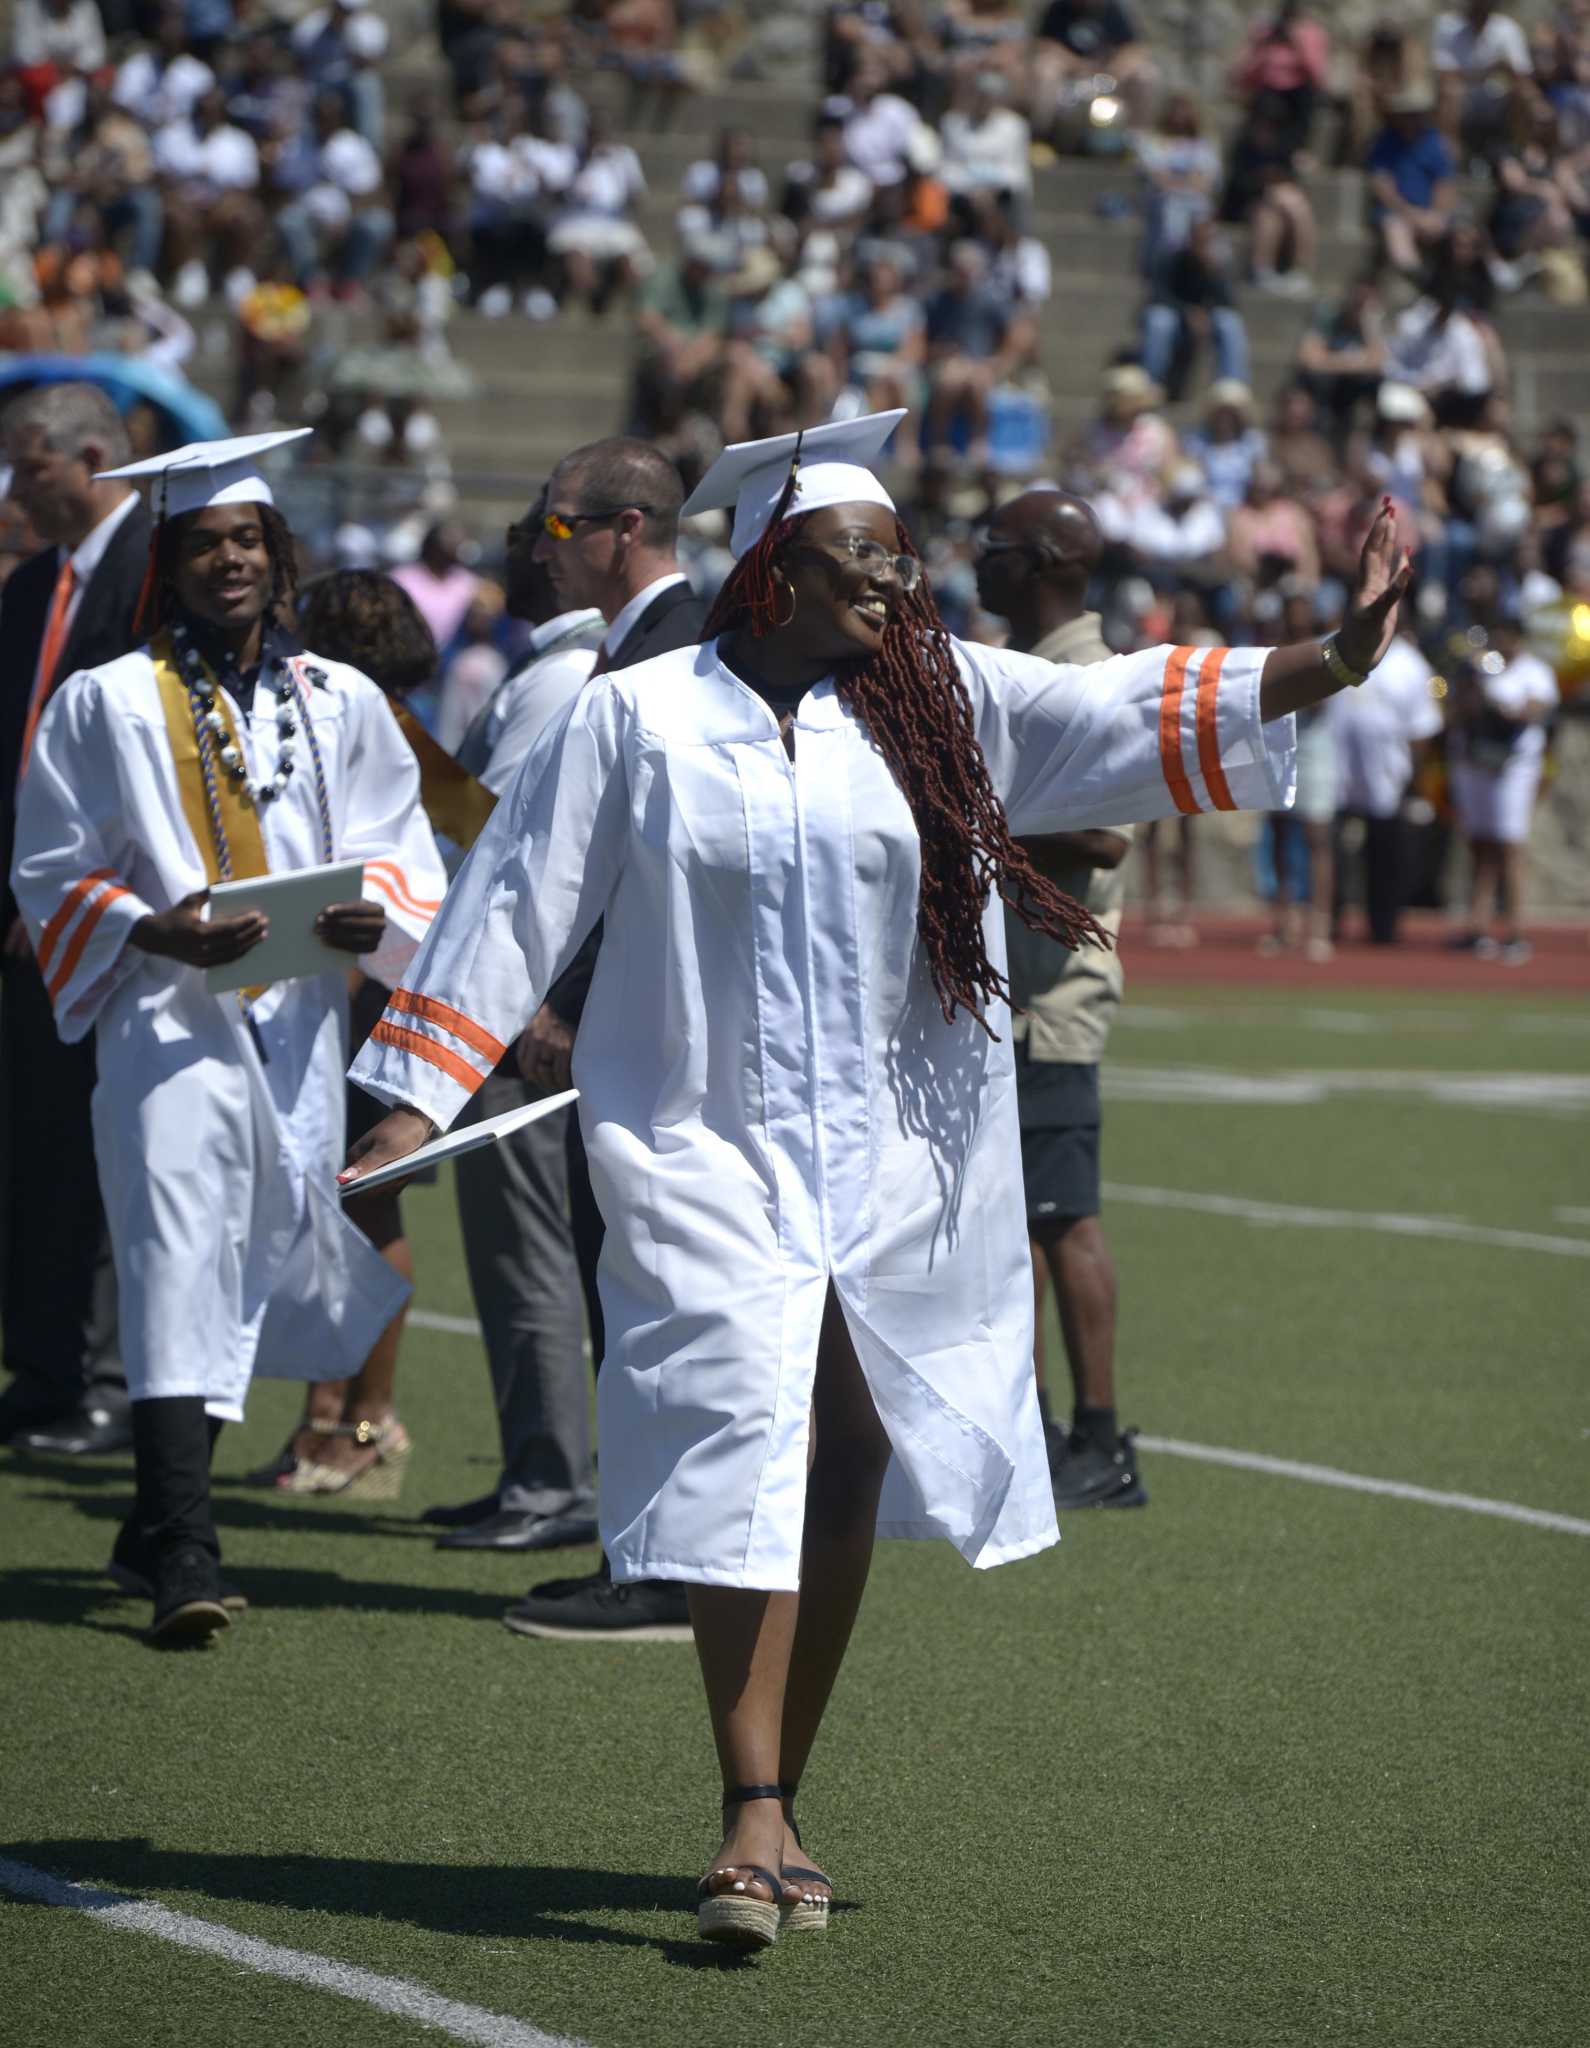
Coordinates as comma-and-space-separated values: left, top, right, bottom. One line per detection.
454, 1071, 594, 1517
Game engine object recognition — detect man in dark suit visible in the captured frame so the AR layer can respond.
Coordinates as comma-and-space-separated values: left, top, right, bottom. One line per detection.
499, 438, 709, 1640
0, 384, 147, 1453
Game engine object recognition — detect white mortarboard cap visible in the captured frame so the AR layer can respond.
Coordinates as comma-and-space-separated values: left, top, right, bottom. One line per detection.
682, 411, 906, 558
95, 427, 312, 518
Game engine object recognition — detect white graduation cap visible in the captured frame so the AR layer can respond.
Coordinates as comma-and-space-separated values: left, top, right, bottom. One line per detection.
682, 411, 906, 559
96, 427, 312, 518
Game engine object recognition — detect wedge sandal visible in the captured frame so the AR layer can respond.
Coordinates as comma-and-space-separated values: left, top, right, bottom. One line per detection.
778, 1778, 831, 1934
697, 1783, 787, 1949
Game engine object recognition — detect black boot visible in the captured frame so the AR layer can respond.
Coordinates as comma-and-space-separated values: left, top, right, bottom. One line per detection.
126, 1398, 229, 1643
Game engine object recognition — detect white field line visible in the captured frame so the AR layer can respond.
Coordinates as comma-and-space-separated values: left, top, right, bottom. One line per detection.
1103, 1181, 1590, 1259
1103, 1064, 1590, 1113
1136, 1437, 1590, 1538
0, 1857, 586, 2048
409, 1307, 484, 1336
1553, 1206, 1590, 1227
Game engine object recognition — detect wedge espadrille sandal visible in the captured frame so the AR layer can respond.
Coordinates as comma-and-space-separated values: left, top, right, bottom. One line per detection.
777, 1779, 831, 1935
697, 1784, 787, 1949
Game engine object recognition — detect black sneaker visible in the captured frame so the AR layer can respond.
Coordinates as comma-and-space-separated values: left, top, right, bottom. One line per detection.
108, 1536, 247, 1613
1051, 1429, 1148, 1510
503, 1575, 693, 1642
146, 1544, 231, 1643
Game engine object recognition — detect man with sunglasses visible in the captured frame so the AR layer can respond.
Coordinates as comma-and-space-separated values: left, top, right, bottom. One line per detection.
974, 488, 1146, 1512
504, 437, 708, 1641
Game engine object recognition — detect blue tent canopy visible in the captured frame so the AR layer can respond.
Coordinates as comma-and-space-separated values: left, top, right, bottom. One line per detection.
0, 355, 228, 445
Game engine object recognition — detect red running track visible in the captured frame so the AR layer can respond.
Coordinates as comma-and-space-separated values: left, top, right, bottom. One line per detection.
1117, 911, 1590, 994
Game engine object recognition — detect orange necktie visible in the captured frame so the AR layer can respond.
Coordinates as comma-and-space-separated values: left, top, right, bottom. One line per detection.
18, 555, 76, 784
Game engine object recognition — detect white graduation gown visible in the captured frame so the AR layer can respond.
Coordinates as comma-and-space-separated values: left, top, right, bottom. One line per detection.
12, 645, 446, 1419
351, 636, 1295, 1586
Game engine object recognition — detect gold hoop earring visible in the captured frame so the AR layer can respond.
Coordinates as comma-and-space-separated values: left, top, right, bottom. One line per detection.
772, 575, 797, 628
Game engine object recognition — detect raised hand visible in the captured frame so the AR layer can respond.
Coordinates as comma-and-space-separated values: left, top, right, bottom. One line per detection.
1339, 499, 1414, 675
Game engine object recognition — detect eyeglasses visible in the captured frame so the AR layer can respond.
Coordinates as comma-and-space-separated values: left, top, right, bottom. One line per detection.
537, 505, 657, 543
793, 533, 922, 591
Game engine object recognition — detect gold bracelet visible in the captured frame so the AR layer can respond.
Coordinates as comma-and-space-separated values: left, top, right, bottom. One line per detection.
1321, 633, 1368, 689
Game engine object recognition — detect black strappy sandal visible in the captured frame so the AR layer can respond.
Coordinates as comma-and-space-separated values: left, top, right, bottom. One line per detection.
778, 1779, 832, 1934
697, 1784, 788, 1948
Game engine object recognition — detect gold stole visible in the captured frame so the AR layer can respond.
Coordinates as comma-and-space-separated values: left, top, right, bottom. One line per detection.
393, 702, 498, 851
151, 632, 271, 884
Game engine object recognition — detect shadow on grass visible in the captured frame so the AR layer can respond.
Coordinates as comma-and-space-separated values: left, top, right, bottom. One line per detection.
4, 1837, 761, 1965
3, 1565, 525, 1627
23, 1482, 433, 1542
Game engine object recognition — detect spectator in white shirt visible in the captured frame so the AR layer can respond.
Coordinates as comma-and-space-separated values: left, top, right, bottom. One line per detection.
12, 0, 105, 108
465, 97, 575, 318
1385, 282, 1495, 410
153, 86, 264, 309
546, 115, 650, 313
291, 0, 389, 146
782, 111, 874, 234
1329, 627, 1442, 943
1432, 6, 1532, 152
275, 87, 394, 295
940, 70, 1032, 210
113, 6, 213, 129
837, 64, 927, 188
1447, 614, 1558, 961
679, 128, 770, 221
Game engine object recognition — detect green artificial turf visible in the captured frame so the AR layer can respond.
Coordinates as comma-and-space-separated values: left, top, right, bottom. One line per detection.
2, 987, 1585, 2048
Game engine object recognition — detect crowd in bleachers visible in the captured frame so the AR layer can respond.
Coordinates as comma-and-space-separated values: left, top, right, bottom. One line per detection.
0, 3, 1587, 945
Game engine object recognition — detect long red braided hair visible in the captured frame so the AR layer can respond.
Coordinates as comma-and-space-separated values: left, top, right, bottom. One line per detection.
702, 474, 1108, 1035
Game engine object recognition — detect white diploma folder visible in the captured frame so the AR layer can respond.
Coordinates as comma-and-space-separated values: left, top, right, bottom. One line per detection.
340, 1089, 580, 1194
204, 858, 368, 995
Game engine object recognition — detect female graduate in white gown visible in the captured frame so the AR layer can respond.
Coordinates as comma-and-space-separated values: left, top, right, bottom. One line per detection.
11, 430, 445, 1640
345, 414, 1410, 1943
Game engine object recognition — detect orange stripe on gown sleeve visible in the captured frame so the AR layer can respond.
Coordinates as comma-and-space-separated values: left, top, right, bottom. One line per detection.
367, 869, 434, 925
384, 988, 506, 1066
368, 1018, 489, 1094
45, 881, 130, 1001
365, 859, 441, 915
36, 867, 116, 977
1157, 646, 1200, 815
1193, 646, 1238, 812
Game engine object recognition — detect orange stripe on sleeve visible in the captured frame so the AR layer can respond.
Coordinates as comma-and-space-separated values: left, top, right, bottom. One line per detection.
36, 866, 116, 978
1157, 646, 1200, 816
1193, 646, 1238, 813
45, 882, 129, 1002
369, 1018, 488, 1095
385, 988, 506, 1067
368, 869, 434, 924
365, 860, 441, 916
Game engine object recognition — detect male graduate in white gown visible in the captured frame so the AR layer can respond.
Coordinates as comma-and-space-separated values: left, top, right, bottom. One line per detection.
11, 430, 445, 1643
342, 413, 1410, 1941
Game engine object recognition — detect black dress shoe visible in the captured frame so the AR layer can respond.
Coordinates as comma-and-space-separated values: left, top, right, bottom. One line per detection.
503, 1575, 692, 1641
15, 1399, 133, 1456
434, 1507, 598, 1551
147, 1545, 230, 1644
420, 1491, 502, 1528
0, 1383, 78, 1446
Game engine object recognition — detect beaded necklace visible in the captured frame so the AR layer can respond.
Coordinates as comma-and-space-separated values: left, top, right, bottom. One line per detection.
170, 617, 334, 878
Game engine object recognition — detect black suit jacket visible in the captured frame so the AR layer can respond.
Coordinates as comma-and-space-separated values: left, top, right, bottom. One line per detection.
0, 503, 153, 922
546, 575, 711, 1027
606, 576, 709, 670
